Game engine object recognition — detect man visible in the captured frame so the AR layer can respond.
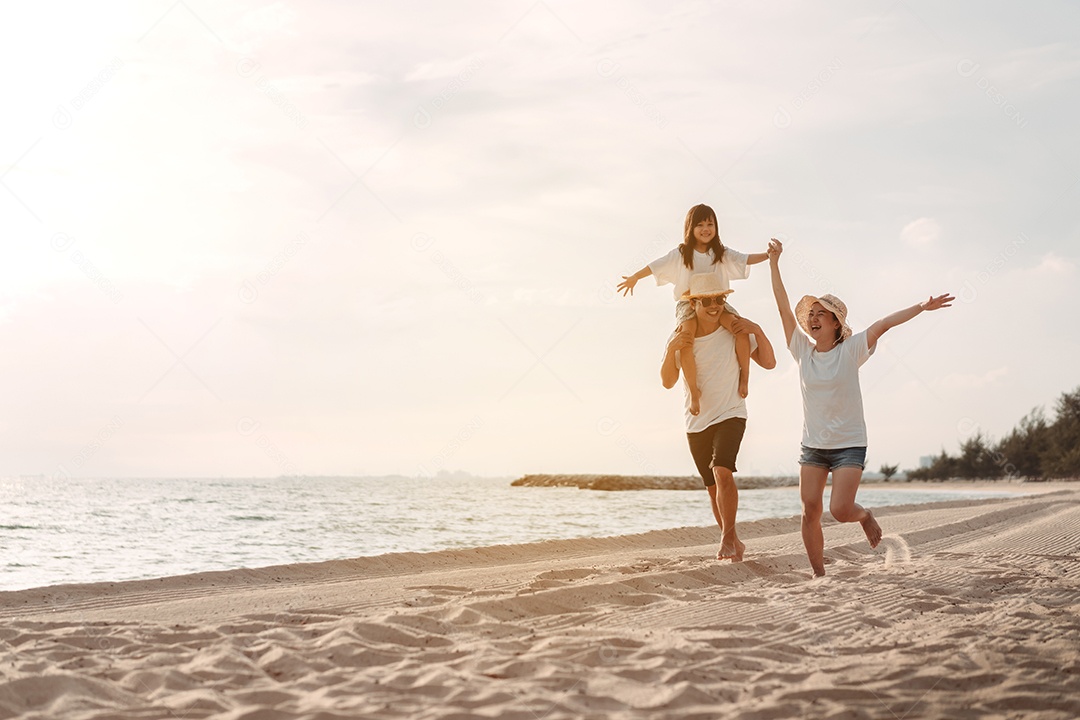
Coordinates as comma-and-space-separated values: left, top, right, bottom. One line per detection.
661, 274, 776, 560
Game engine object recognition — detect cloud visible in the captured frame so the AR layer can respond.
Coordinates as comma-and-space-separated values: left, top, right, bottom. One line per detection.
941, 366, 1009, 389
405, 53, 489, 82
994, 42, 1080, 90
1026, 252, 1076, 276
900, 217, 942, 247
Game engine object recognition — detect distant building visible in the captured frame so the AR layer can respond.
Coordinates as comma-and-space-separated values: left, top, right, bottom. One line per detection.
919, 456, 935, 468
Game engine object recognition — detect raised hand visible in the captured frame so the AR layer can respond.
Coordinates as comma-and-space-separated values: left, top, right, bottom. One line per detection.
768, 238, 783, 261
921, 294, 955, 311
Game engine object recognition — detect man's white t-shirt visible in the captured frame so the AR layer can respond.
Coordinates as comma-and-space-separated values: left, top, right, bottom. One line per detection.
788, 330, 876, 448
676, 326, 758, 433
649, 247, 750, 300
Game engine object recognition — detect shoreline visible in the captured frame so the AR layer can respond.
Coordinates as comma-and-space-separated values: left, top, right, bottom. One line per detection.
1, 481, 1066, 598
0, 481, 1059, 599
511, 474, 1076, 492
511, 473, 798, 490
0, 486, 1069, 613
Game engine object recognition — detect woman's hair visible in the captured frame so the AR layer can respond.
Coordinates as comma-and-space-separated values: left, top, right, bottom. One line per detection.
680, 204, 725, 270
832, 316, 845, 344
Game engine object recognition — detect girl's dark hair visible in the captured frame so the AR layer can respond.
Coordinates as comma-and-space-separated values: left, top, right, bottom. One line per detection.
680, 204, 725, 270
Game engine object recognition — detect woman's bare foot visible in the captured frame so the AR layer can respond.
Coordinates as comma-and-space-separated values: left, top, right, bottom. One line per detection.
716, 538, 745, 561
861, 509, 882, 548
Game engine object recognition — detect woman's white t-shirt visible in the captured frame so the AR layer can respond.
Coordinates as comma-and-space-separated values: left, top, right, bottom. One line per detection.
649, 247, 750, 300
788, 330, 876, 448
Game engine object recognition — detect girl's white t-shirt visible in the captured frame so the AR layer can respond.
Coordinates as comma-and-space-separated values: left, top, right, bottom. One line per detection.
649, 247, 750, 300
788, 330, 876, 448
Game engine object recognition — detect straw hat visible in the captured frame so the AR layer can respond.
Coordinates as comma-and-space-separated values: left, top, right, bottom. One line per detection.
682, 273, 735, 300
795, 293, 852, 340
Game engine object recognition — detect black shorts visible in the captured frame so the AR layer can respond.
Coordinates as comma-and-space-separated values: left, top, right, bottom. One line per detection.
686, 417, 747, 487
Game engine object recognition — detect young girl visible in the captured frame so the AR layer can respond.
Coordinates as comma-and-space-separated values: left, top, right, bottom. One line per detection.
767, 238, 954, 577
618, 204, 768, 414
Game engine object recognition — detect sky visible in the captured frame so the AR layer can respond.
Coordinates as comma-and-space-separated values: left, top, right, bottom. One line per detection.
1, 1, 1078, 479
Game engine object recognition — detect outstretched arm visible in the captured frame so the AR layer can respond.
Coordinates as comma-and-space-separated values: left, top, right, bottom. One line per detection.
661, 328, 692, 389
746, 251, 769, 265
617, 265, 653, 296
767, 239, 797, 347
866, 294, 955, 348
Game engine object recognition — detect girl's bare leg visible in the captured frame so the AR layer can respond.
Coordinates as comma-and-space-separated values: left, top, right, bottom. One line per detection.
719, 309, 751, 398
680, 315, 701, 415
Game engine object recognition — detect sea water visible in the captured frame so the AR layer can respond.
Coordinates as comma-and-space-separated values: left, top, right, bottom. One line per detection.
0, 476, 1015, 591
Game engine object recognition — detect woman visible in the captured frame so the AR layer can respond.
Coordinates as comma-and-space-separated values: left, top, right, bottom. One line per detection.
768, 239, 954, 576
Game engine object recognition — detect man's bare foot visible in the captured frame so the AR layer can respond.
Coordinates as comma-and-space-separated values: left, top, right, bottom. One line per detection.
811, 565, 826, 578
861, 509, 882, 549
690, 388, 701, 416
716, 538, 745, 561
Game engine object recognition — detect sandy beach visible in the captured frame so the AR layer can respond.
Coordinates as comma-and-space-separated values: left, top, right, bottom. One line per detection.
2, 483, 1078, 719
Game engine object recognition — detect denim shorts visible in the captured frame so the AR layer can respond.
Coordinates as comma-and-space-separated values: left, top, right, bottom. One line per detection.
798, 445, 867, 471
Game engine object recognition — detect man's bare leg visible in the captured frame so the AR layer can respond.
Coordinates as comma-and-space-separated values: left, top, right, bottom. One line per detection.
830, 467, 882, 548
800, 465, 829, 576
712, 466, 744, 561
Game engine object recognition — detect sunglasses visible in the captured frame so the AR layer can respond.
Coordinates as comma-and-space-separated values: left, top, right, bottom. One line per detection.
694, 296, 725, 307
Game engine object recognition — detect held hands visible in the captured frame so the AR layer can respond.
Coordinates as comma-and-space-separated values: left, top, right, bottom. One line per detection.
767, 238, 783, 262
920, 294, 955, 312
616, 275, 638, 296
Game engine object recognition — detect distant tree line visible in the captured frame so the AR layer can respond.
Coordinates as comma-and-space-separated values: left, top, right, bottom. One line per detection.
906, 385, 1080, 481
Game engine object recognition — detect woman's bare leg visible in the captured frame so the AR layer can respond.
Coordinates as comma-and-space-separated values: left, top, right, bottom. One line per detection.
799, 464, 829, 577
680, 315, 701, 415
829, 466, 882, 548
